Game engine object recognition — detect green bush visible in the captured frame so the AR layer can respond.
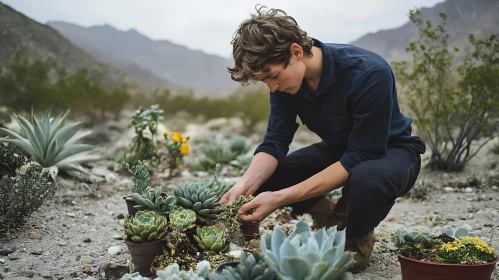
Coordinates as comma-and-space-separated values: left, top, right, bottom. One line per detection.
0, 143, 56, 236
393, 10, 499, 171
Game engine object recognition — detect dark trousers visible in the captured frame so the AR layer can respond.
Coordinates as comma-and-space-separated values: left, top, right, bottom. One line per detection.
255, 137, 426, 238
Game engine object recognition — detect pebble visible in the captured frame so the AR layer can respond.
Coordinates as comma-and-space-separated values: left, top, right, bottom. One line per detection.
464, 187, 473, 193
444, 187, 455, 192
107, 246, 121, 255
19, 271, 34, 278
83, 238, 92, 243
8, 256, 19, 260
31, 251, 42, 255
0, 250, 14, 256
40, 271, 52, 278
29, 232, 43, 239
0, 258, 5, 264
112, 234, 122, 240
58, 242, 67, 246
116, 213, 125, 219
492, 186, 498, 190
66, 213, 76, 218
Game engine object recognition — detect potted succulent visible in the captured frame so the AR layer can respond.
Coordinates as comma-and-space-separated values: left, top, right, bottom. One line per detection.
173, 181, 223, 224
131, 186, 176, 217
124, 161, 150, 215
169, 208, 198, 245
193, 226, 230, 253
124, 210, 168, 276
392, 225, 498, 280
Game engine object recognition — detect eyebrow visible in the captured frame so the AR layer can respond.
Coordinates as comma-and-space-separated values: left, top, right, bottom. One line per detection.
261, 72, 276, 80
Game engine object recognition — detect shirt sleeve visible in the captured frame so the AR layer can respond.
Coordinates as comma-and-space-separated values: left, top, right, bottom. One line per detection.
254, 91, 299, 163
339, 67, 394, 172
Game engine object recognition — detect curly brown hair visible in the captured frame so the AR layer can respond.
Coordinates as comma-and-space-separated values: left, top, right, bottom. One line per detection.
227, 5, 314, 85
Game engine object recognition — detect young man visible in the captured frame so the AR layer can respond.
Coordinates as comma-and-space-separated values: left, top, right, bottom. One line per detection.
220, 6, 426, 273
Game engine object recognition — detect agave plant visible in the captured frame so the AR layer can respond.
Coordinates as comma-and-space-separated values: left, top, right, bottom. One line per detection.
209, 252, 275, 280
169, 208, 197, 232
260, 221, 354, 280
124, 210, 168, 243
131, 186, 176, 216
173, 181, 222, 223
0, 110, 100, 179
193, 226, 229, 252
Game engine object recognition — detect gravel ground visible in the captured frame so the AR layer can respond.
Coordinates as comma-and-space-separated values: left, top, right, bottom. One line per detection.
1, 123, 498, 280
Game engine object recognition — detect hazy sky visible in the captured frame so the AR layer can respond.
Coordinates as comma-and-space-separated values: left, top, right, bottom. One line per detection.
3, 0, 443, 58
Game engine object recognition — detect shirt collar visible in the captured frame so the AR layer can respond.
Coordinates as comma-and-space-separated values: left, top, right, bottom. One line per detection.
298, 38, 336, 99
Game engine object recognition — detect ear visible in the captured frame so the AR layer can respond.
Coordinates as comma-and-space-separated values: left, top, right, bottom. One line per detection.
290, 43, 304, 60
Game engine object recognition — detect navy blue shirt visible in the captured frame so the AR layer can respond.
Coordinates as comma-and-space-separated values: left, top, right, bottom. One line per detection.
254, 38, 416, 172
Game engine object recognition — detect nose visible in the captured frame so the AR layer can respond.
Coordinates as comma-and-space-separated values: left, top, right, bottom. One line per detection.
265, 81, 279, 93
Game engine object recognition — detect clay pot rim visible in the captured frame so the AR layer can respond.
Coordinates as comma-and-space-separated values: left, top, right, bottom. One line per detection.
398, 255, 499, 267
125, 239, 166, 247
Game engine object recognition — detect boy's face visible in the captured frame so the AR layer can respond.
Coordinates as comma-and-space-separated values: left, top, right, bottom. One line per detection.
260, 51, 305, 95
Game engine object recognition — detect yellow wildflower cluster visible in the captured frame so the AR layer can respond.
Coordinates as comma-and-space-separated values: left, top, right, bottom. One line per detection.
460, 236, 496, 255
441, 241, 465, 252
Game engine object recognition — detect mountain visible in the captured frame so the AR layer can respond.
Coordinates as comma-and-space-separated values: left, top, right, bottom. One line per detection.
48, 21, 238, 97
0, 2, 178, 92
350, 0, 499, 63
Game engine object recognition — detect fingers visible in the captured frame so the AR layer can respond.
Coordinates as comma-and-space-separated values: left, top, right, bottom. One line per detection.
219, 192, 230, 204
240, 209, 262, 222
237, 201, 255, 215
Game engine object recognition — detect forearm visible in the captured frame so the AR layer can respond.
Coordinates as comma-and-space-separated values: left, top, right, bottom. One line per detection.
274, 161, 349, 207
238, 152, 278, 195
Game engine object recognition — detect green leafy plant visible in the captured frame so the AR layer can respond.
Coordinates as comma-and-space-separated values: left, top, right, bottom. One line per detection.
163, 131, 190, 178
131, 186, 176, 216
193, 226, 229, 252
393, 10, 499, 171
0, 142, 56, 236
218, 195, 255, 248
209, 252, 275, 280
260, 220, 354, 280
121, 104, 164, 167
124, 210, 168, 243
0, 110, 100, 178
173, 181, 223, 223
169, 208, 197, 232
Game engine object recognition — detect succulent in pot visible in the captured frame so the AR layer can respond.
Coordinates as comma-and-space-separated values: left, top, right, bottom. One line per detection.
173, 181, 223, 223
169, 208, 197, 232
131, 186, 176, 217
193, 226, 229, 252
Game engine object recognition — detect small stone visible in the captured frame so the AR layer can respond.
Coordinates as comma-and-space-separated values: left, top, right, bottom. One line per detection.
82, 266, 91, 274
8, 256, 19, 260
228, 250, 242, 258
442, 173, 450, 179
249, 239, 260, 248
444, 187, 455, 192
19, 271, 34, 278
41, 271, 52, 278
107, 246, 121, 255
66, 213, 76, 218
467, 213, 474, 219
464, 187, 473, 193
29, 232, 42, 239
0, 250, 14, 256
112, 234, 122, 240
0, 259, 4, 264
492, 186, 498, 190
116, 213, 125, 219
58, 242, 67, 246
83, 238, 92, 243
31, 251, 42, 255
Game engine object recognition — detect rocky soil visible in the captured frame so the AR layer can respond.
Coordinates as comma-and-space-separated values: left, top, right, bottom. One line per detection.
1, 119, 498, 280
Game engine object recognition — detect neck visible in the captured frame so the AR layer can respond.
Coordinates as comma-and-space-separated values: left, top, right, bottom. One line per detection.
303, 46, 323, 91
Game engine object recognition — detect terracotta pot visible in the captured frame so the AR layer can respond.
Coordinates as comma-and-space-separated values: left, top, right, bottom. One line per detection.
126, 239, 166, 276
123, 196, 139, 216
241, 221, 260, 241
398, 255, 499, 280
216, 261, 240, 274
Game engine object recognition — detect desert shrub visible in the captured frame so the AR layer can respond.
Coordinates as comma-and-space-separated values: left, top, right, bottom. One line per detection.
393, 10, 499, 171
0, 142, 56, 236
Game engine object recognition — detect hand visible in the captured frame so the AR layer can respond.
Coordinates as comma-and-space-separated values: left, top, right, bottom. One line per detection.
219, 181, 253, 204
238, 192, 281, 222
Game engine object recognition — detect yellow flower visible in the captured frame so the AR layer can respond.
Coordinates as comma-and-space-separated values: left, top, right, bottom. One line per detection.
179, 144, 190, 155
172, 132, 183, 143
163, 131, 168, 137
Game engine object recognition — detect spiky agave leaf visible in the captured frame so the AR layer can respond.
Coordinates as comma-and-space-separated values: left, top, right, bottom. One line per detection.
173, 181, 222, 223
0, 110, 100, 178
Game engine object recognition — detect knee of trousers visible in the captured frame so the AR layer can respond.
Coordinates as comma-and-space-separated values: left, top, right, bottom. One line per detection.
342, 163, 397, 212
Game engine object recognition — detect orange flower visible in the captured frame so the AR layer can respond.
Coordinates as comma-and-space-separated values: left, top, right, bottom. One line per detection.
179, 144, 190, 155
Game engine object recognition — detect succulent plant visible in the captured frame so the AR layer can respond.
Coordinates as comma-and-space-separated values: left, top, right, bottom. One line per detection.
0, 110, 100, 179
260, 220, 354, 280
120, 272, 148, 280
173, 181, 222, 223
229, 135, 251, 156
126, 160, 150, 194
131, 186, 176, 216
169, 208, 197, 232
404, 225, 431, 243
194, 226, 229, 252
155, 261, 210, 280
209, 252, 275, 280
445, 226, 478, 238
124, 210, 168, 243
391, 226, 408, 247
